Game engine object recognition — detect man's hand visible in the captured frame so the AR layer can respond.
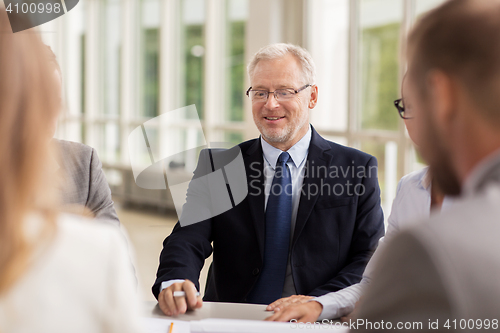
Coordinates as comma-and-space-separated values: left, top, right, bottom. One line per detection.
158, 280, 203, 316
265, 301, 323, 322
266, 295, 314, 312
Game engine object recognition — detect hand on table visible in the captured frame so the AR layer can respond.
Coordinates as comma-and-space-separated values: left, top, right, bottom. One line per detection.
266, 295, 314, 312
158, 280, 203, 316
265, 301, 323, 323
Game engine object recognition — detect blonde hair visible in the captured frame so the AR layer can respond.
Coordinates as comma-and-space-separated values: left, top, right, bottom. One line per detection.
0, 9, 60, 293
247, 43, 316, 85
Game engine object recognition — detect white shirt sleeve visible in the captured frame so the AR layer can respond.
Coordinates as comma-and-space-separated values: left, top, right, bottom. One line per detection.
160, 279, 187, 292
313, 175, 410, 319
313, 281, 365, 320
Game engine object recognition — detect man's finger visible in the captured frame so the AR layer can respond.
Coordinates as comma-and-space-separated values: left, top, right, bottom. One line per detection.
183, 281, 200, 309
266, 307, 300, 322
272, 301, 323, 322
173, 283, 188, 315
267, 297, 286, 311
194, 295, 204, 309
274, 297, 309, 311
264, 311, 283, 321
273, 300, 293, 312
158, 290, 172, 316
163, 288, 177, 316
173, 295, 187, 315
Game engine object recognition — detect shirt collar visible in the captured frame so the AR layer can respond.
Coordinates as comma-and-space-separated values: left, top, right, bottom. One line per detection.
462, 148, 500, 196
418, 167, 431, 191
260, 125, 312, 169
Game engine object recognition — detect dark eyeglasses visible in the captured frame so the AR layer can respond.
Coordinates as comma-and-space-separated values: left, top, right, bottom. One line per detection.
394, 98, 413, 119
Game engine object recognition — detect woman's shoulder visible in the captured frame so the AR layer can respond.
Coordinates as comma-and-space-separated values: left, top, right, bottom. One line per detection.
397, 167, 429, 192
57, 213, 120, 235
25, 212, 127, 260
55, 213, 127, 254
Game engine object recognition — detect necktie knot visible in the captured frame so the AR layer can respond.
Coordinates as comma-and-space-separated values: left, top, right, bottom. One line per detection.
277, 152, 291, 166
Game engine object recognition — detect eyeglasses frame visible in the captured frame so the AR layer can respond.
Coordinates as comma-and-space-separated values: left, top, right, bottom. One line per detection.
246, 84, 313, 102
394, 98, 413, 119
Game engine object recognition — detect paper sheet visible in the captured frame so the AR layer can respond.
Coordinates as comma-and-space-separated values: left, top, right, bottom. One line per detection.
143, 316, 349, 333
190, 318, 348, 333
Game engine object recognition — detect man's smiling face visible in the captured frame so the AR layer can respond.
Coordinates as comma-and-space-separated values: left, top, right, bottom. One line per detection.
250, 54, 316, 151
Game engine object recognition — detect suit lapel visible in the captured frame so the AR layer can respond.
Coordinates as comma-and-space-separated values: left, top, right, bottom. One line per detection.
292, 128, 332, 246
244, 139, 266, 258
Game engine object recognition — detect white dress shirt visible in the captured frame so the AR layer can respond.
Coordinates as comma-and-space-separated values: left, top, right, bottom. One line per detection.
161, 126, 312, 297
314, 167, 455, 319
261, 126, 312, 297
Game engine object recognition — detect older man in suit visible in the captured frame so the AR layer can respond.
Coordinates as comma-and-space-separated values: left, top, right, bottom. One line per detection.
351, 0, 500, 329
153, 43, 385, 316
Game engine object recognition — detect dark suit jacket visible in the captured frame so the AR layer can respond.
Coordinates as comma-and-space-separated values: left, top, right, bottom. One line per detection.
152, 127, 384, 302
55, 139, 120, 226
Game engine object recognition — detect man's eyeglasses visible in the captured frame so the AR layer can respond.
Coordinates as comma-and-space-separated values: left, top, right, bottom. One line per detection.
394, 98, 413, 119
246, 84, 312, 102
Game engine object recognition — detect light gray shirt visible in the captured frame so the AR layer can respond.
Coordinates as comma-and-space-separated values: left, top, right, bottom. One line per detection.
354, 149, 500, 329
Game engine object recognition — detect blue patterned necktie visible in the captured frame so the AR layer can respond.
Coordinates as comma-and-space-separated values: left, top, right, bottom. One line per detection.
248, 152, 292, 304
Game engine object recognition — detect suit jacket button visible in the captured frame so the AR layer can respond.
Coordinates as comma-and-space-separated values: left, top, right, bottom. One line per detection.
252, 268, 260, 275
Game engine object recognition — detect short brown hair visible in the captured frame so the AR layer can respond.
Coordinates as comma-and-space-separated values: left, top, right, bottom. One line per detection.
408, 0, 500, 124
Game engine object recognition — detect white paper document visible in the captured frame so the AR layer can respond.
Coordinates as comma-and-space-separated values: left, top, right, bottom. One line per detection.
190, 318, 348, 333
144, 317, 348, 333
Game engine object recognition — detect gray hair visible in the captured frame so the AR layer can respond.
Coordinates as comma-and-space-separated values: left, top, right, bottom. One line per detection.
247, 43, 316, 85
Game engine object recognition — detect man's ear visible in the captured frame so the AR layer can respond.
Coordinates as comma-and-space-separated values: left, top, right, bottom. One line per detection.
308, 85, 318, 109
426, 70, 458, 127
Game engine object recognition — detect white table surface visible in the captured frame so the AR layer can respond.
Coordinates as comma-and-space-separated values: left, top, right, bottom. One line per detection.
145, 301, 271, 321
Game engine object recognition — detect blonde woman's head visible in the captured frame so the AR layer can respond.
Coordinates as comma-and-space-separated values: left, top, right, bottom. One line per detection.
0, 8, 61, 293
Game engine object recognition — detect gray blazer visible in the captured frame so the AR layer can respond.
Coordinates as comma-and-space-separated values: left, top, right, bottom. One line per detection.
355, 153, 500, 331
55, 139, 120, 226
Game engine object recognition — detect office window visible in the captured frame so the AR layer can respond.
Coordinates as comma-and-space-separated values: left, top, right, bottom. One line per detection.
416, 0, 446, 16
359, 0, 402, 131
360, 140, 398, 214
94, 123, 121, 163
221, 0, 248, 145
86, 0, 122, 165
223, 131, 244, 146
181, 0, 206, 120
140, 0, 161, 119
52, 0, 86, 142
225, 0, 248, 123
101, 0, 121, 117
51, 0, 448, 211
307, 0, 349, 133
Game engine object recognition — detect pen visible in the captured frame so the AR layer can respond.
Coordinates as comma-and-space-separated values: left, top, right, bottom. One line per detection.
168, 322, 173, 333
173, 291, 200, 297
